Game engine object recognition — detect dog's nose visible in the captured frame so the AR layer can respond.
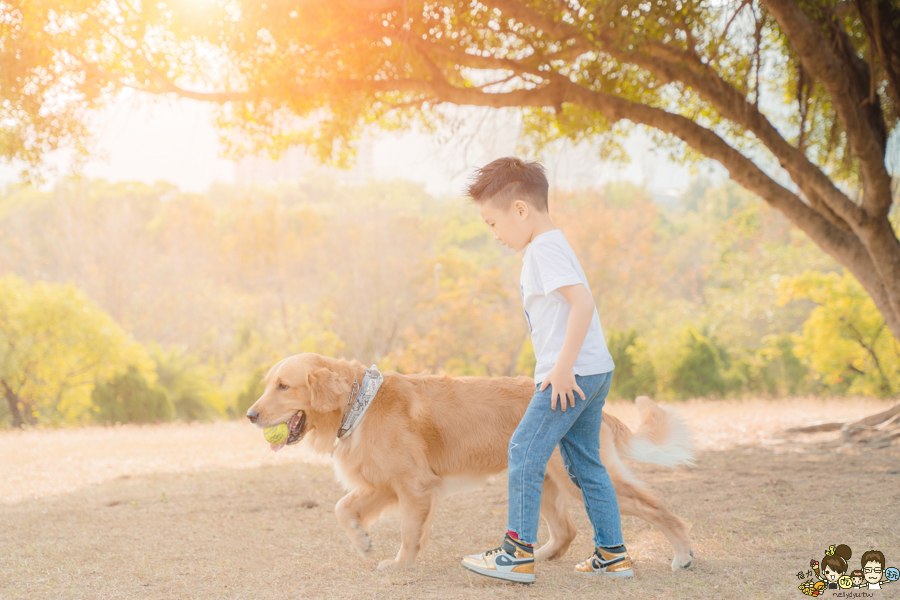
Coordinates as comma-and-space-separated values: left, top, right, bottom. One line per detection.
246, 409, 259, 424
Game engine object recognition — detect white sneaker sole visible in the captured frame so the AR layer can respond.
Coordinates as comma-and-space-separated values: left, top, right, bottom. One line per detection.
462, 561, 535, 584
576, 567, 634, 578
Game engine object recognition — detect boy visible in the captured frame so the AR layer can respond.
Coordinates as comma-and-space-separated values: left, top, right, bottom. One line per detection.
861, 550, 889, 589
460, 157, 631, 584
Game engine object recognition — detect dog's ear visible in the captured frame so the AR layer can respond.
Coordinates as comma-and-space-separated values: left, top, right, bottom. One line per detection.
306, 367, 348, 413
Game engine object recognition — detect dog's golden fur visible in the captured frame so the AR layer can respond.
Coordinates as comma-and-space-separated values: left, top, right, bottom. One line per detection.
248, 353, 694, 571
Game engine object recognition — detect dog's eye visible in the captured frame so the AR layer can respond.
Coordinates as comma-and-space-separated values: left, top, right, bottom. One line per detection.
278, 383, 289, 390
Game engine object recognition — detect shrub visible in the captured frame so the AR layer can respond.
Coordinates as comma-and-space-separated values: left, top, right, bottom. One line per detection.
670, 327, 728, 399
606, 329, 658, 400
753, 334, 809, 396
235, 367, 267, 418
92, 366, 174, 424
152, 346, 219, 421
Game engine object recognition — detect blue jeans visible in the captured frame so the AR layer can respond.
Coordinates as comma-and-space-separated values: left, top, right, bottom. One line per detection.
507, 370, 624, 547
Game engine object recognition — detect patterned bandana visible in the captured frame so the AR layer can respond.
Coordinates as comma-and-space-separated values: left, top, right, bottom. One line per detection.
337, 365, 383, 439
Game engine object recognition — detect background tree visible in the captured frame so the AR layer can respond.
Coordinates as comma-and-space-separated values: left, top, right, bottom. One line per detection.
780, 269, 900, 396
382, 249, 527, 376
0, 275, 152, 427
2, 0, 900, 344
3, 174, 895, 428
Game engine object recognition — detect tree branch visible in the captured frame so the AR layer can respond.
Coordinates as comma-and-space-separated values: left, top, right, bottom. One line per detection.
842, 317, 889, 387
485, 0, 865, 234
364, 35, 892, 309
765, 0, 893, 220
405, 65, 870, 280
855, 0, 900, 122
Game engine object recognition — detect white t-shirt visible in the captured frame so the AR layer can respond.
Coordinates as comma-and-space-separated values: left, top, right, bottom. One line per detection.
520, 229, 615, 383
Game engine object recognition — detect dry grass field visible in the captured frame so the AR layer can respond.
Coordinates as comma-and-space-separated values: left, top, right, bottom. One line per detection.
2, 397, 899, 600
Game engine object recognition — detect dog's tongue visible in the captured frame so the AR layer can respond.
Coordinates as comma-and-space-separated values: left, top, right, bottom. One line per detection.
270, 442, 286, 453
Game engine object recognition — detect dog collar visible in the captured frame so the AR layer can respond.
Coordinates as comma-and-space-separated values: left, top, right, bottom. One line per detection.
337, 365, 383, 439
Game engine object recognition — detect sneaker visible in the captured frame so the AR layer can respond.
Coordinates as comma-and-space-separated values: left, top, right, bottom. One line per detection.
574, 546, 634, 578
461, 534, 535, 584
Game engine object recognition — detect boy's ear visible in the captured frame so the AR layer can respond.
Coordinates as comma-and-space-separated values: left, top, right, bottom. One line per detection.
306, 367, 349, 413
514, 199, 529, 217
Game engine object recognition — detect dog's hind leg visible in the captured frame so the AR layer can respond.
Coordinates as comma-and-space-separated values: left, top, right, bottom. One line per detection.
613, 478, 694, 571
335, 488, 397, 559
535, 454, 578, 562
556, 457, 694, 571
377, 477, 441, 570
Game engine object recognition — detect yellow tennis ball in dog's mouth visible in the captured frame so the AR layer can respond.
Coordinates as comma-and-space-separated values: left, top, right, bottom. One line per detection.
264, 423, 289, 445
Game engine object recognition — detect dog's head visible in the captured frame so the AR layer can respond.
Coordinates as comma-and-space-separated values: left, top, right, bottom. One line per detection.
246, 353, 361, 452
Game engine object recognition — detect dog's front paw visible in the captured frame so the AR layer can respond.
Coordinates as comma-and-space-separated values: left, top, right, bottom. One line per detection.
346, 526, 374, 558
353, 532, 374, 558
534, 544, 556, 562
377, 558, 398, 571
671, 549, 694, 571
377, 556, 415, 571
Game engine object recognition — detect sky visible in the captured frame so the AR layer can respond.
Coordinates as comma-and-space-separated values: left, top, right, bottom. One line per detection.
0, 89, 725, 198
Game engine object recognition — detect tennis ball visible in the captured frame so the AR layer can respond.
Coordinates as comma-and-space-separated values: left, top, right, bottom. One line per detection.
264, 423, 289, 445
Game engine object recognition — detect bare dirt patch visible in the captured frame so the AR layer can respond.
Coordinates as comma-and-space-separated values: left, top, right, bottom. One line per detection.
1, 397, 899, 600
0, 421, 330, 504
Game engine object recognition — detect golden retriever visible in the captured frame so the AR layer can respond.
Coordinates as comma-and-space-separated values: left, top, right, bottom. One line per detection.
246, 353, 695, 571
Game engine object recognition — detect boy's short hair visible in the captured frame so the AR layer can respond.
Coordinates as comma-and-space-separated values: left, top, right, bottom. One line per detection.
861, 550, 885, 570
464, 157, 549, 213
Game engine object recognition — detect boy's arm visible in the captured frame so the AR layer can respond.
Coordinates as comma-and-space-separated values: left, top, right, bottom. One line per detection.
539, 282, 595, 411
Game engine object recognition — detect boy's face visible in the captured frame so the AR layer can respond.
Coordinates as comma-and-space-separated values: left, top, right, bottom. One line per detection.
852, 576, 862, 585
864, 561, 883, 583
479, 199, 531, 252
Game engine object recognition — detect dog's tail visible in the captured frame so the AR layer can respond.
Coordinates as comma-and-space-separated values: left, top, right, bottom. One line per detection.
610, 396, 695, 468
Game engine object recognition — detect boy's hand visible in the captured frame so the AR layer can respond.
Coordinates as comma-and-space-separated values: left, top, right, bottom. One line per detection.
539, 366, 585, 411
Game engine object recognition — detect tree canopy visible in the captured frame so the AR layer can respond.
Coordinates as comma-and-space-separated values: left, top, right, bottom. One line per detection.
4, 1, 900, 339
3, 0, 900, 369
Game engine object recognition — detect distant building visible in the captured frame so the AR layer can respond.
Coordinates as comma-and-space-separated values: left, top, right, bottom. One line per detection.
234, 139, 374, 186
649, 188, 684, 210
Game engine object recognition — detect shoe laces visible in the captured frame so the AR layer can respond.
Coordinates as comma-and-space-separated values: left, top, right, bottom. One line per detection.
589, 548, 608, 562
484, 545, 507, 557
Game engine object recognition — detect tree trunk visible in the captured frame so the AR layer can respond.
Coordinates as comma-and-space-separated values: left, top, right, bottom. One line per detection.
2, 379, 24, 429
858, 216, 900, 342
